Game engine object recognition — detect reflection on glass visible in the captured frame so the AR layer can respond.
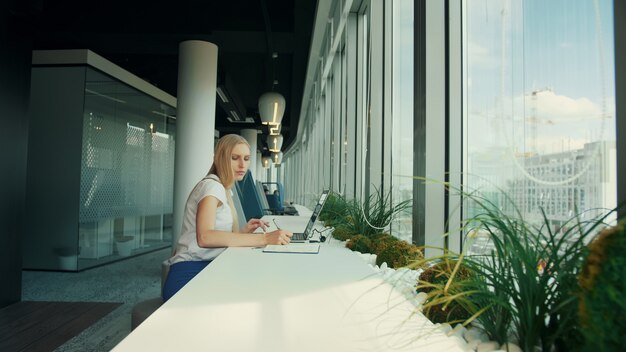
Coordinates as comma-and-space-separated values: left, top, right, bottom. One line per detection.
464, 0, 616, 250
78, 68, 176, 269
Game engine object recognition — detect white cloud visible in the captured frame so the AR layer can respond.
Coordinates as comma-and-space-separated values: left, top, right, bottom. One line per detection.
467, 90, 613, 154
521, 90, 604, 121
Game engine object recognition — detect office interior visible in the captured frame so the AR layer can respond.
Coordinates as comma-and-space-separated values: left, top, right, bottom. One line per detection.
1, 0, 625, 345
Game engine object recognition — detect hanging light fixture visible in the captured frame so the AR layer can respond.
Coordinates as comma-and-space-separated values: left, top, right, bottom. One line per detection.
262, 156, 272, 168
258, 92, 285, 126
258, 52, 285, 129
272, 151, 283, 165
267, 134, 283, 152
268, 122, 282, 136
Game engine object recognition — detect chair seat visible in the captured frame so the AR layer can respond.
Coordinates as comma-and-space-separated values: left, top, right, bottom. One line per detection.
131, 297, 163, 330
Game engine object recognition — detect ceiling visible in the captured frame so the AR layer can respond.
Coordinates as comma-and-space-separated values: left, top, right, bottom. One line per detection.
20, 0, 317, 154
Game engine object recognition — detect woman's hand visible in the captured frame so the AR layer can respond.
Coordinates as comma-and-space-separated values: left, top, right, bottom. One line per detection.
264, 230, 293, 245
242, 218, 270, 233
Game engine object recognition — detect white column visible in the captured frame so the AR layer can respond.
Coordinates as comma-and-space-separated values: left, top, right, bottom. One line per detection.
256, 150, 263, 181
173, 40, 218, 244
270, 164, 277, 183
240, 129, 258, 178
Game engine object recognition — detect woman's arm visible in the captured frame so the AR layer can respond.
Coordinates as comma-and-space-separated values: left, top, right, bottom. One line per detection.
195, 196, 291, 247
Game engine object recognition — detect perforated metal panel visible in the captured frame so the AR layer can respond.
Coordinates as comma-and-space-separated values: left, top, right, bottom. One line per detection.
79, 72, 175, 223
79, 119, 176, 221
150, 132, 175, 214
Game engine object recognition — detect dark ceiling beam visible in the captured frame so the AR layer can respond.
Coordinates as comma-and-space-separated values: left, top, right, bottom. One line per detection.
33, 31, 296, 55
218, 122, 292, 133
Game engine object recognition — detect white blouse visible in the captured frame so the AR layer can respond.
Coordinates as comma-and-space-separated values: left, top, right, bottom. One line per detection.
167, 174, 233, 265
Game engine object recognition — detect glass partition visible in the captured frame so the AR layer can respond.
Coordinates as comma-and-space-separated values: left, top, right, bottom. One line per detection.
78, 68, 175, 269
25, 56, 176, 271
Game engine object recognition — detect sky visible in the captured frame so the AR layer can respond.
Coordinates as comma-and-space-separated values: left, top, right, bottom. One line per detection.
465, 0, 616, 155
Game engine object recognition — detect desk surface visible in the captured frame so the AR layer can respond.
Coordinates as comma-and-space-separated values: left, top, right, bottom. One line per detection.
113, 229, 462, 351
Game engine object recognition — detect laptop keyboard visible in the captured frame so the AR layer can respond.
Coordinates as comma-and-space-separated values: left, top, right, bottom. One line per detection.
291, 233, 307, 241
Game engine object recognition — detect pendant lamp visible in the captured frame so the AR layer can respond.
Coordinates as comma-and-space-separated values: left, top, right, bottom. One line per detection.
262, 156, 272, 168
267, 134, 283, 152
258, 92, 285, 125
268, 123, 282, 136
272, 151, 283, 165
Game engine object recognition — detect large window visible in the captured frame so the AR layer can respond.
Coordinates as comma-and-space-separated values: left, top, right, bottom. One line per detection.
391, 0, 414, 243
463, 0, 617, 248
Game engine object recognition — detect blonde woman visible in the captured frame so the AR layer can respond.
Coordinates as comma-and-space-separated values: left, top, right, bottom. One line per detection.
163, 134, 292, 301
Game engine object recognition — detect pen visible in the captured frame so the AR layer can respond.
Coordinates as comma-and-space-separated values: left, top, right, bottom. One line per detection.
272, 218, 281, 230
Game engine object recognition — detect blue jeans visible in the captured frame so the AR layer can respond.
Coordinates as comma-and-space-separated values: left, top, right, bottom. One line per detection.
162, 260, 211, 301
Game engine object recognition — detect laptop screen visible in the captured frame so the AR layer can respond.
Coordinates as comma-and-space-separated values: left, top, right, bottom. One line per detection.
302, 190, 330, 235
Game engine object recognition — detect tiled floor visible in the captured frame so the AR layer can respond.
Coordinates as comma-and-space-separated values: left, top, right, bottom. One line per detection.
21, 247, 171, 352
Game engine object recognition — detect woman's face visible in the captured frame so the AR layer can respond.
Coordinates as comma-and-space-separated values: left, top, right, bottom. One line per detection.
231, 143, 251, 180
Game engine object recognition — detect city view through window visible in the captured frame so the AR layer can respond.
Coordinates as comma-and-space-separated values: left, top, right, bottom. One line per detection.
464, 0, 617, 252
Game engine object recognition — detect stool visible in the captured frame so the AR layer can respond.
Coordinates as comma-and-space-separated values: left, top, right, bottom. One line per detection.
130, 260, 170, 330
131, 297, 163, 330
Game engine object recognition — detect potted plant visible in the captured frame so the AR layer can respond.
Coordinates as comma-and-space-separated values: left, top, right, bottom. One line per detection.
53, 245, 79, 270
115, 235, 135, 257
374, 239, 423, 268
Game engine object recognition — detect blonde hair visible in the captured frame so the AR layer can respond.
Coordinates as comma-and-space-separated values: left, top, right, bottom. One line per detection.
208, 134, 250, 232
208, 134, 250, 189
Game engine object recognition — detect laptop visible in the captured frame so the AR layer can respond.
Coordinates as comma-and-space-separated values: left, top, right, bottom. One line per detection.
290, 190, 330, 242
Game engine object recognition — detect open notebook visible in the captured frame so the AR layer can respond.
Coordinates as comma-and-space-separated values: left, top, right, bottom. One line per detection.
263, 243, 320, 254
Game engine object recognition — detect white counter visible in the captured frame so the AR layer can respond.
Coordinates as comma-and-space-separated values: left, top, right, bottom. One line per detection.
113, 220, 462, 351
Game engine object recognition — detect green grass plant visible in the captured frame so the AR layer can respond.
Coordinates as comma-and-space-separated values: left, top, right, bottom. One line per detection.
340, 186, 412, 239
322, 188, 412, 245
416, 257, 475, 324
318, 191, 350, 228
409, 179, 622, 351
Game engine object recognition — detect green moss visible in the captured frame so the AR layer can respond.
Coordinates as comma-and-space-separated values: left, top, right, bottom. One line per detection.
375, 240, 422, 268
578, 222, 626, 351
331, 226, 358, 241
423, 302, 472, 325
369, 233, 399, 255
345, 235, 372, 254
